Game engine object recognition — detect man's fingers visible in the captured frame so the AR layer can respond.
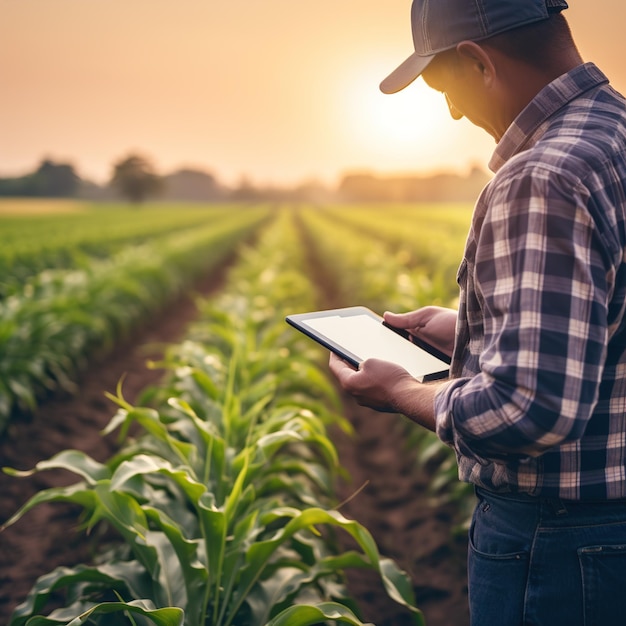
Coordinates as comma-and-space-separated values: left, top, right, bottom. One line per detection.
328, 353, 357, 385
383, 310, 425, 330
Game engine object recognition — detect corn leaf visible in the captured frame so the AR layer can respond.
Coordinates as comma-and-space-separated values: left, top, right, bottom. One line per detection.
266, 601, 374, 626
9, 562, 147, 625
24, 599, 184, 625
228, 507, 422, 626
3, 450, 110, 485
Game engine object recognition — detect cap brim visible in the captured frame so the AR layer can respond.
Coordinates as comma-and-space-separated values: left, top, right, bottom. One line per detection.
379, 52, 435, 94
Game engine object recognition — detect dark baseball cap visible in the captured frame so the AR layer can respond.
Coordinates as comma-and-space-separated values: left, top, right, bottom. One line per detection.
380, 0, 569, 94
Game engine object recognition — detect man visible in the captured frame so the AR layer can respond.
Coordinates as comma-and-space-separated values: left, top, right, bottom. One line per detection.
329, 1, 626, 624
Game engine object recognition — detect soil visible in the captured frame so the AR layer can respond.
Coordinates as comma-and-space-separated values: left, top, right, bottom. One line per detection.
0, 254, 469, 625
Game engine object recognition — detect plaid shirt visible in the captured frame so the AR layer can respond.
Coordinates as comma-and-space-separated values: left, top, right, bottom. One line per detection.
434, 63, 626, 500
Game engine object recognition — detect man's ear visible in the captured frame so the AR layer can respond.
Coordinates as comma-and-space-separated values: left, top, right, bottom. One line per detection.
455, 41, 496, 87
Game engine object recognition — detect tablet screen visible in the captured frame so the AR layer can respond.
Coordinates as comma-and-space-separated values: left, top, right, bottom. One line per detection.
287, 306, 449, 382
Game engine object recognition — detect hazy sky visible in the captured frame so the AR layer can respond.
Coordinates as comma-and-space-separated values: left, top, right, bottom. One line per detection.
2, 1, 625, 187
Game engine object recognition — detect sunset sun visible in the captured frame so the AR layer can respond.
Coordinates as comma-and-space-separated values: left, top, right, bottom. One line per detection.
340, 66, 465, 173
364, 81, 451, 145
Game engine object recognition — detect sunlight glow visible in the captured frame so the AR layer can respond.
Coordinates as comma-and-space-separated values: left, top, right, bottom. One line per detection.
363, 82, 452, 146
0, 1, 624, 184
339, 64, 468, 172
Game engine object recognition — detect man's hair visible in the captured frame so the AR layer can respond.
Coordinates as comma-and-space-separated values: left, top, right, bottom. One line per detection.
483, 13, 578, 69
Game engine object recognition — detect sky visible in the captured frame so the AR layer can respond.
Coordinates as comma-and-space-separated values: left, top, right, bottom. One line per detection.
2, 1, 625, 188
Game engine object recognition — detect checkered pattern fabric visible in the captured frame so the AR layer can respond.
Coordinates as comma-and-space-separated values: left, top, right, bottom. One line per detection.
435, 63, 626, 500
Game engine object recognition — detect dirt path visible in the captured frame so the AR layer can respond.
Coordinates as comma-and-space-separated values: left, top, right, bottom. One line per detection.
331, 402, 469, 626
0, 223, 469, 625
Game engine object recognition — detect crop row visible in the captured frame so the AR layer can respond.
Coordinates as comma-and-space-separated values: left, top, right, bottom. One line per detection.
312, 203, 470, 296
0, 207, 270, 432
3, 209, 424, 625
297, 206, 475, 523
297, 206, 460, 310
0, 203, 246, 299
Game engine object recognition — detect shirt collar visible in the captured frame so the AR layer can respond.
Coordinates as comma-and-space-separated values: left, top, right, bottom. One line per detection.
489, 63, 610, 173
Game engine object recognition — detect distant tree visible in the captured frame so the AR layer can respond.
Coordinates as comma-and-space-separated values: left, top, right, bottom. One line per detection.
162, 168, 225, 202
32, 159, 80, 197
0, 159, 80, 197
0, 175, 28, 197
110, 153, 162, 204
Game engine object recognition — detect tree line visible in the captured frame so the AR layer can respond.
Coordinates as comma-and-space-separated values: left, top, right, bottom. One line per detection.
0, 153, 491, 204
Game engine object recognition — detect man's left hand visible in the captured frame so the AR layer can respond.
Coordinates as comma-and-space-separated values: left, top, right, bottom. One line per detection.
328, 353, 441, 431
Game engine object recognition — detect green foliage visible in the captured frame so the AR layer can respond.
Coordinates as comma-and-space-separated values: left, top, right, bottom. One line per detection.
297, 204, 475, 528
0, 206, 269, 430
2, 209, 424, 626
0, 204, 251, 299
1, 202, 478, 623
301, 204, 468, 308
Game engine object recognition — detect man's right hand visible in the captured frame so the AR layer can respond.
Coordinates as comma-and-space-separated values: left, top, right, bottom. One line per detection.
383, 306, 457, 359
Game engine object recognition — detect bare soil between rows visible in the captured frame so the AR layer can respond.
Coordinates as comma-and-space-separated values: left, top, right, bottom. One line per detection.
0, 254, 469, 625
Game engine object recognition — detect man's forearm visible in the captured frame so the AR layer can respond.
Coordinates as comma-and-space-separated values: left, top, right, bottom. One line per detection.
390, 377, 444, 432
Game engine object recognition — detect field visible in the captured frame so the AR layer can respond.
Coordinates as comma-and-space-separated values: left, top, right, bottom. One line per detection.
0, 200, 473, 626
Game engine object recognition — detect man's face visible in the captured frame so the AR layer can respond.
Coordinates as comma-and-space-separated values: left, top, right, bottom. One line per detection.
422, 51, 465, 119
421, 47, 500, 140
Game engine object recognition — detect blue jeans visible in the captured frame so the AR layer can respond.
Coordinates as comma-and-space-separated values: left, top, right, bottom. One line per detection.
468, 487, 626, 626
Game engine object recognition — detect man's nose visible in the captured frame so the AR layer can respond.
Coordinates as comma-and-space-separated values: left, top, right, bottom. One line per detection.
445, 94, 463, 120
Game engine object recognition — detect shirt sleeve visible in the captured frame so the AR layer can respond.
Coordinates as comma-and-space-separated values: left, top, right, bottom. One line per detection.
434, 162, 613, 461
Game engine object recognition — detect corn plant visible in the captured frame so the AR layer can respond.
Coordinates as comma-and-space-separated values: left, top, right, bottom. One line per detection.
2, 209, 424, 626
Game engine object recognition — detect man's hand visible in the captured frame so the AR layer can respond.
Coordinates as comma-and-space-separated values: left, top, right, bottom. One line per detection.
328, 353, 412, 412
383, 306, 457, 358
328, 353, 441, 431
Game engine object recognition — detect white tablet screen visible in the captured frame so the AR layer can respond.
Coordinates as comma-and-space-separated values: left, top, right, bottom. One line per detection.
305, 313, 447, 380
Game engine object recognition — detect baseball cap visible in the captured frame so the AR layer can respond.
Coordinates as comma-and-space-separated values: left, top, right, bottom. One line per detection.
380, 0, 569, 94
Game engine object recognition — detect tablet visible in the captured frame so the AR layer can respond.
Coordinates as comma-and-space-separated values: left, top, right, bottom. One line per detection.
285, 306, 450, 383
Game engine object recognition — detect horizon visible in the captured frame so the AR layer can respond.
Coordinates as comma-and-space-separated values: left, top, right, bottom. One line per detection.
2, 155, 490, 196
3, 1, 625, 188
1, 154, 490, 190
